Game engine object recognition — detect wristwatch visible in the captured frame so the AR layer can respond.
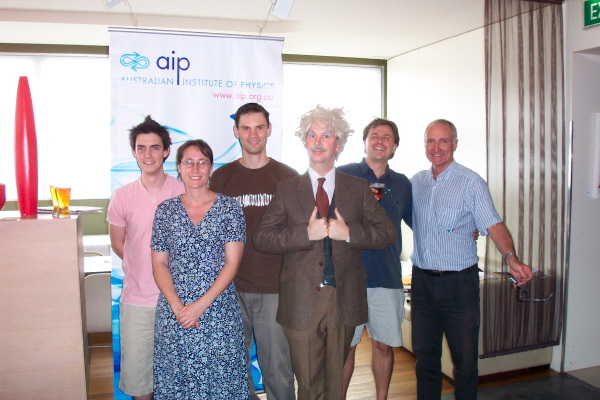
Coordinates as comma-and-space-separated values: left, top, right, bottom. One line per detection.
502, 251, 515, 265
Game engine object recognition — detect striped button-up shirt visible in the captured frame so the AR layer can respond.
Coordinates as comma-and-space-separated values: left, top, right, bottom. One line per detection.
410, 161, 501, 271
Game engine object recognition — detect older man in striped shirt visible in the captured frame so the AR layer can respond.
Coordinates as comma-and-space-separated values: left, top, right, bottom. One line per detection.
410, 119, 533, 400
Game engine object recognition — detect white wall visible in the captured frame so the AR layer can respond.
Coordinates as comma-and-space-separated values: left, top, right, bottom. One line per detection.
387, 29, 487, 179
386, 29, 487, 260
386, 16, 600, 374
553, 0, 600, 372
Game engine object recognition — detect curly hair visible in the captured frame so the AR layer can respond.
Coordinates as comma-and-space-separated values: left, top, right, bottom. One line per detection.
295, 105, 353, 151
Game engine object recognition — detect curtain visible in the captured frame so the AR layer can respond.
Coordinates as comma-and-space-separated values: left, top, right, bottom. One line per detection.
483, 0, 565, 358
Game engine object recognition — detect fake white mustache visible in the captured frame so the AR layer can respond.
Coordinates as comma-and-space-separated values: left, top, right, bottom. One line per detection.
310, 145, 326, 151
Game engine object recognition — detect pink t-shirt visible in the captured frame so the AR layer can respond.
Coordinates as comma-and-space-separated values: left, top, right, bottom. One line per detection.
107, 175, 185, 306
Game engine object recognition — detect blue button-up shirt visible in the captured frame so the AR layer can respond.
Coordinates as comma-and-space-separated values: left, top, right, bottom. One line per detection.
410, 161, 502, 271
338, 158, 412, 288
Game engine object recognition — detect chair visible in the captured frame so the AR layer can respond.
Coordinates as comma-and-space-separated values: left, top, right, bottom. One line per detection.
84, 272, 112, 369
84, 272, 112, 333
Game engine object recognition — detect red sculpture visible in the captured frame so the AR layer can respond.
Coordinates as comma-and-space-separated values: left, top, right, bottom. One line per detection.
14, 76, 38, 215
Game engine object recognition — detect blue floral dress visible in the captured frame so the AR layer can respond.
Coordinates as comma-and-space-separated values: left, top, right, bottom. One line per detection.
150, 194, 249, 400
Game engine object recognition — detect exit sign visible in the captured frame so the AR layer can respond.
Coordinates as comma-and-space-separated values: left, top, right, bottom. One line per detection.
585, 0, 600, 27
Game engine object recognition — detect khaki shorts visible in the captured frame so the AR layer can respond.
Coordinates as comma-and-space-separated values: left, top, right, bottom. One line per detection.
118, 303, 156, 396
351, 287, 405, 347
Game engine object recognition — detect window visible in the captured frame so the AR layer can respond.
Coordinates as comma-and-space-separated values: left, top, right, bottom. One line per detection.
0, 54, 382, 200
0, 53, 110, 200
282, 62, 383, 173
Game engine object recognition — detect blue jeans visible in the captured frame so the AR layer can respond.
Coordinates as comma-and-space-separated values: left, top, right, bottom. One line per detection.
411, 265, 480, 400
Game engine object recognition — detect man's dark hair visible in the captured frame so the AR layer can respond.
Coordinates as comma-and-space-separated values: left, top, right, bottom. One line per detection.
362, 118, 400, 159
128, 115, 172, 157
234, 103, 270, 127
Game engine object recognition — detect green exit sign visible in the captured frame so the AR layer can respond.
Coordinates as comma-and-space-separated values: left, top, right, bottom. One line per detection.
585, 0, 600, 27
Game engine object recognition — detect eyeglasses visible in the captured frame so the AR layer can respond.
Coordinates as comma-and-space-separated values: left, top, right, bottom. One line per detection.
180, 159, 210, 169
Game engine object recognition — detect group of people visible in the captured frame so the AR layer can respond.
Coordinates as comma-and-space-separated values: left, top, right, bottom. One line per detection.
107, 103, 533, 400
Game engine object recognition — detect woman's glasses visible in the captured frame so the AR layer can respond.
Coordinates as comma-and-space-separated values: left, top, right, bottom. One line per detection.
180, 160, 210, 169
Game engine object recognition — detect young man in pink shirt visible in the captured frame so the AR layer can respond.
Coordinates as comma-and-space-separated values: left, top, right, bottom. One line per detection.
107, 116, 184, 400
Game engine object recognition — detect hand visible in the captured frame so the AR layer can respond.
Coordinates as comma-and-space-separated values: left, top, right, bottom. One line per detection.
506, 256, 533, 286
472, 229, 479, 241
328, 208, 350, 241
370, 187, 379, 200
170, 302, 184, 323
176, 301, 206, 329
307, 206, 328, 241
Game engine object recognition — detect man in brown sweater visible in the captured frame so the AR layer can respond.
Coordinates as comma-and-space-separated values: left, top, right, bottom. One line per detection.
210, 103, 297, 400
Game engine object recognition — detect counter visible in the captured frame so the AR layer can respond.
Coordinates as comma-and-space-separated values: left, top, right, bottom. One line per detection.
0, 212, 88, 399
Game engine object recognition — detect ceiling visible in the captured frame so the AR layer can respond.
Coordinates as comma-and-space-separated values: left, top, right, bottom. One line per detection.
0, 0, 485, 59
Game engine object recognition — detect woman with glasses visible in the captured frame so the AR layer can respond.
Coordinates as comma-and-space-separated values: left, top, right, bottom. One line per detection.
151, 139, 249, 399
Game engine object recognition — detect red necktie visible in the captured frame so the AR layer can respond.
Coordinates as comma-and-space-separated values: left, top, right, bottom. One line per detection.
316, 177, 329, 218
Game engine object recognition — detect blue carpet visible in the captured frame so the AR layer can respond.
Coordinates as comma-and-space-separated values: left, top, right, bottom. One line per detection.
441, 373, 600, 400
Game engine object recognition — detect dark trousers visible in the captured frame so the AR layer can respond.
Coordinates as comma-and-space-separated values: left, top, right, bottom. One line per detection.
411, 265, 480, 400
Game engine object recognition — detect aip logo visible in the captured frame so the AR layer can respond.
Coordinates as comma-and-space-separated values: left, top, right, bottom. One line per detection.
120, 52, 150, 71
120, 50, 190, 85
156, 51, 190, 85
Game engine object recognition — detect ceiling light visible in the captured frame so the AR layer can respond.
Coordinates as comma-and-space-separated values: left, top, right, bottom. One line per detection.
104, 0, 125, 9
270, 0, 294, 19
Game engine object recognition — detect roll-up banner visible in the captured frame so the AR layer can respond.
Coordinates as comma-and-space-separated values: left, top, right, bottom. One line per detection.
109, 28, 284, 399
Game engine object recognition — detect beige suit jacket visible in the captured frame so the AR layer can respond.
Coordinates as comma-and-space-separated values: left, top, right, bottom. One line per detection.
253, 170, 396, 331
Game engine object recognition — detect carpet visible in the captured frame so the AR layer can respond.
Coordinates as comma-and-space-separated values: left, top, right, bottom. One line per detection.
441, 373, 600, 399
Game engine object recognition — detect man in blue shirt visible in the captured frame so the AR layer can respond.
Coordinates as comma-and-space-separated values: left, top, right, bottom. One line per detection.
339, 118, 412, 400
410, 119, 533, 400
